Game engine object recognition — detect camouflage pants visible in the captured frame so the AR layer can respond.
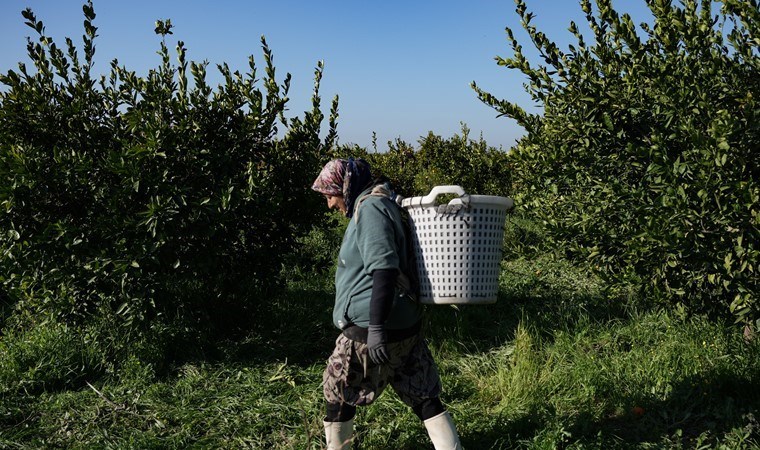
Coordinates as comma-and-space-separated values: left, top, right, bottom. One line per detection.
323, 332, 442, 407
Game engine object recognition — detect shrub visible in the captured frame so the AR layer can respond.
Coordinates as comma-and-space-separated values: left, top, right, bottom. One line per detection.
405, 126, 512, 198
474, 0, 760, 324
332, 125, 513, 198
280, 213, 349, 287
0, 3, 338, 337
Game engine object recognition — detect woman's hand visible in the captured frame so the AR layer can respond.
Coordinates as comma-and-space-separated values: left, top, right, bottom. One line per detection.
367, 324, 390, 365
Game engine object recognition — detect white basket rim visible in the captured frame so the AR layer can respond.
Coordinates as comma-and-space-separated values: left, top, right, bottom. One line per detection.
401, 187, 513, 210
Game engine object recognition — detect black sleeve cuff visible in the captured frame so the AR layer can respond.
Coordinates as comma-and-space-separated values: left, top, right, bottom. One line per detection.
369, 269, 397, 326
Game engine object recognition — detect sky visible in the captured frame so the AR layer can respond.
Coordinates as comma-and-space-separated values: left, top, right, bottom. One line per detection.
1, 1, 654, 151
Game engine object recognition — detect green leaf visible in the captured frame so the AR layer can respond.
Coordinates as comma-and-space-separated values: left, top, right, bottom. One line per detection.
602, 113, 613, 131
116, 302, 129, 315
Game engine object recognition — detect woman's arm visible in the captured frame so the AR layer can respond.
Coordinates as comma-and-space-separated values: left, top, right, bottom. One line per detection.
367, 268, 397, 365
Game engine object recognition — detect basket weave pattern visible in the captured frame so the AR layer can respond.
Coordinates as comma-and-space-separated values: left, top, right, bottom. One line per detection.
403, 186, 512, 305
409, 206, 507, 304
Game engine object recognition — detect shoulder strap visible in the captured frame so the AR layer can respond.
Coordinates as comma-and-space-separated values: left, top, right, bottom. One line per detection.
353, 184, 396, 220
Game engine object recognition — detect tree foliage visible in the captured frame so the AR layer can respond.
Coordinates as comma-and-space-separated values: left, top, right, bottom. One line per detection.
474, 0, 759, 323
332, 125, 512, 199
0, 2, 338, 335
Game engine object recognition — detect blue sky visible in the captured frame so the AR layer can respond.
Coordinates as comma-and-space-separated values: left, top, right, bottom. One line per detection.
1, 1, 653, 151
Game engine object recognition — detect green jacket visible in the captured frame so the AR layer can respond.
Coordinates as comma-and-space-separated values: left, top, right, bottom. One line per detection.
333, 188, 422, 330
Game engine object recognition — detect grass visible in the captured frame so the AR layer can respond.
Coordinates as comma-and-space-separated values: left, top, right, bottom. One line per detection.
1, 255, 759, 449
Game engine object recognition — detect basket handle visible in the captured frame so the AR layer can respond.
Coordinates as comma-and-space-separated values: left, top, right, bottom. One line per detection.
420, 185, 466, 206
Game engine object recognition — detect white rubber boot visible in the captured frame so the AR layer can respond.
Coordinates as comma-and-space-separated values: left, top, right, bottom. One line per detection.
323, 418, 353, 450
424, 411, 463, 450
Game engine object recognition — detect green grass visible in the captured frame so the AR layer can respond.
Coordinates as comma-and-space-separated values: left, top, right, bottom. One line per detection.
1, 255, 759, 449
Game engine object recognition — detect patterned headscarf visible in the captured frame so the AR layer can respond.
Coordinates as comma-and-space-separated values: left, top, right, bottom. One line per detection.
312, 158, 373, 218
311, 159, 345, 197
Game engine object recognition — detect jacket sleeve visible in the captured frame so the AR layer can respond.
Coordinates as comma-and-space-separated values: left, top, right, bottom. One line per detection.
354, 198, 401, 275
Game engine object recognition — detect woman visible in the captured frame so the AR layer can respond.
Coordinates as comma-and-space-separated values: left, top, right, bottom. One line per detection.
312, 158, 462, 450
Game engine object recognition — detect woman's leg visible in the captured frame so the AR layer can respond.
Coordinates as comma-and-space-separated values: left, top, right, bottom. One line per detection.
322, 333, 391, 449
423, 409, 462, 450
325, 401, 357, 422
411, 397, 445, 420
390, 335, 462, 449
323, 402, 356, 450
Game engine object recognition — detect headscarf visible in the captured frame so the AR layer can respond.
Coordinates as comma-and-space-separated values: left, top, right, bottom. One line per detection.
311, 159, 345, 197
312, 157, 373, 218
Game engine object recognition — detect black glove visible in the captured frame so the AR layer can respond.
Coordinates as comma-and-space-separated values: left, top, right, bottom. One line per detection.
367, 324, 390, 365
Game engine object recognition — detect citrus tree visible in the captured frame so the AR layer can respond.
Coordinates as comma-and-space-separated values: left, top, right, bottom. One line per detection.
473, 0, 759, 325
0, 2, 338, 337
332, 125, 512, 199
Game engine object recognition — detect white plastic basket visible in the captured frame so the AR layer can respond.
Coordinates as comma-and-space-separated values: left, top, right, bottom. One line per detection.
401, 186, 514, 305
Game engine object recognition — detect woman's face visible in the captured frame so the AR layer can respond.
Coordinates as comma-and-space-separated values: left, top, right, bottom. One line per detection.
325, 194, 347, 214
